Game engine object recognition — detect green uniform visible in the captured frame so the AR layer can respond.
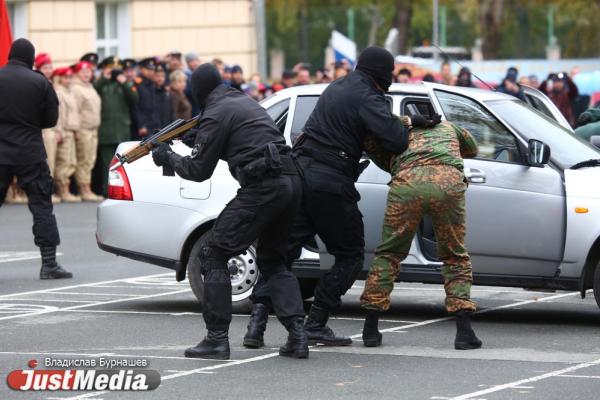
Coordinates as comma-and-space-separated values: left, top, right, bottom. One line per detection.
574, 108, 600, 142
360, 121, 479, 313
94, 77, 138, 194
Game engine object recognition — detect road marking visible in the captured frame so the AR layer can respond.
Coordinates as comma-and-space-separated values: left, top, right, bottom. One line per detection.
0, 288, 191, 321
0, 298, 96, 303
0, 272, 172, 299
39, 292, 143, 297
0, 251, 63, 264
557, 374, 600, 379
448, 358, 600, 400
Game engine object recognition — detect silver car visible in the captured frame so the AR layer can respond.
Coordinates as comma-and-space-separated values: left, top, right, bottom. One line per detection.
96, 83, 600, 312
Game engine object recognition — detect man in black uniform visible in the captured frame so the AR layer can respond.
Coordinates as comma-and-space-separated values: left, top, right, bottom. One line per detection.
244, 46, 434, 348
151, 64, 308, 360
0, 39, 72, 279
135, 57, 157, 138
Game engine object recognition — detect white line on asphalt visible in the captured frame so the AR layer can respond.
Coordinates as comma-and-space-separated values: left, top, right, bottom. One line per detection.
0, 351, 236, 363
0, 298, 96, 303
0, 288, 191, 321
0, 251, 63, 264
0, 272, 173, 299
448, 358, 600, 400
557, 374, 600, 379
37, 292, 144, 297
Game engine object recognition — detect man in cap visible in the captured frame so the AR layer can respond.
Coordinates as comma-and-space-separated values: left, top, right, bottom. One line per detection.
95, 57, 138, 195
135, 57, 158, 138
151, 64, 308, 360
0, 39, 73, 279
243, 46, 437, 348
539, 72, 579, 127
122, 58, 138, 84
229, 65, 244, 91
496, 67, 525, 101
80, 52, 99, 68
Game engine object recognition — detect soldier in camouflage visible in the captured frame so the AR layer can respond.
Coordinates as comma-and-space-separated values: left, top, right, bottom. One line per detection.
360, 114, 483, 350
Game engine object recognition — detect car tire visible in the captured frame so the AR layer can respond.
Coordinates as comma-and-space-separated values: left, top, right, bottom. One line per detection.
593, 262, 600, 310
187, 231, 258, 314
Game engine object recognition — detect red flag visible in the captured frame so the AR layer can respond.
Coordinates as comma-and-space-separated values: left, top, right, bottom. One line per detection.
0, 0, 13, 66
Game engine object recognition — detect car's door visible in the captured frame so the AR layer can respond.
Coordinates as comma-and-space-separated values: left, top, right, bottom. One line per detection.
428, 88, 565, 277
521, 85, 572, 131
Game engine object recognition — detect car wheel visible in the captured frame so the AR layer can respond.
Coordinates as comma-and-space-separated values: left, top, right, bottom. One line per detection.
299, 278, 318, 300
593, 262, 600, 310
188, 231, 259, 314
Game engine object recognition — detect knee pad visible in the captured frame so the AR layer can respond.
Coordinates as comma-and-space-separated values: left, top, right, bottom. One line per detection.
199, 246, 229, 275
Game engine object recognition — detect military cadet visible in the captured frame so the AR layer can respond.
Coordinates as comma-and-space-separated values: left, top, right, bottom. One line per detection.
95, 57, 138, 195
79, 52, 99, 70
122, 58, 138, 84
152, 63, 174, 127
0, 39, 72, 279
71, 61, 103, 201
244, 46, 414, 349
34, 53, 61, 204
151, 64, 308, 360
359, 115, 483, 350
135, 57, 159, 138
53, 67, 81, 202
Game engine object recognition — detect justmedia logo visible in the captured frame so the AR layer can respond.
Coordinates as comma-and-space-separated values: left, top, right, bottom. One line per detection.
6, 359, 161, 391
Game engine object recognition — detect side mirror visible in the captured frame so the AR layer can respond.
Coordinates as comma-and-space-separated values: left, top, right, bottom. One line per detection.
591, 135, 600, 149
527, 139, 551, 167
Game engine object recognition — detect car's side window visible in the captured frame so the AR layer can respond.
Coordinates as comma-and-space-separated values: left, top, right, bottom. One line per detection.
290, 96, 320, 143
435, 90, 522, 163
265, 98, 290, 135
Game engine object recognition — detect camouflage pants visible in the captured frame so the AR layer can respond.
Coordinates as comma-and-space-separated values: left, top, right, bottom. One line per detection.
360, 165, 476, 313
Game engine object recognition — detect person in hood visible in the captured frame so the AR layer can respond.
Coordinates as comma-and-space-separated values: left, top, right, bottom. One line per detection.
539, 72, 579, 127
0, 38, 73, 279
242, 46, 440, 349
496, 67, 526, 101
151, 64, 308, 360
456, 67, 476, 88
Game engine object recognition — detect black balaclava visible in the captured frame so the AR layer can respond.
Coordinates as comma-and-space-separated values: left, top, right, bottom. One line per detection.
8, 38, 35, 69
355, 46, 395, 91
192, 63, 223, 107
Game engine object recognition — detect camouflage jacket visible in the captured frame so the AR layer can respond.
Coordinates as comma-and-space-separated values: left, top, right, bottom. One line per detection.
364, 119, 478, 175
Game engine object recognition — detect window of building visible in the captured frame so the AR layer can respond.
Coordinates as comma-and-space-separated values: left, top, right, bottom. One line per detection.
6, 0, 28, 39
95, 1, 130, 59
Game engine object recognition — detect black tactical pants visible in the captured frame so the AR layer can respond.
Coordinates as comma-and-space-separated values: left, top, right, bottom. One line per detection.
0, 162, 60, 247
201, 174, 305, 331
251, 153, 365, 311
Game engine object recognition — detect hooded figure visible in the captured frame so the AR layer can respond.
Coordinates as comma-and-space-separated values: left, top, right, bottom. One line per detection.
8, 38, 35, 69
355, 46, 395, 92
191, 63, 222, 108
456, 67, 475, 88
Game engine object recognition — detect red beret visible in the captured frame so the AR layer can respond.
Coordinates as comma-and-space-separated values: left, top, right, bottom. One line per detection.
52, 67, 73, 78
34, 53, 52, 70
74, 61, 93, 72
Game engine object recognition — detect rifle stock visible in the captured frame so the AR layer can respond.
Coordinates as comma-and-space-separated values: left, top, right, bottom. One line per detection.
110, 115, 200, 171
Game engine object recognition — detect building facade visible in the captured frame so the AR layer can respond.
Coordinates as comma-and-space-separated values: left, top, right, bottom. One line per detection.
6, 0, 259, 73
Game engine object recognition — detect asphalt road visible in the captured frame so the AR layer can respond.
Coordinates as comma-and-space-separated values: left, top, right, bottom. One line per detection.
1, 202, 600, 400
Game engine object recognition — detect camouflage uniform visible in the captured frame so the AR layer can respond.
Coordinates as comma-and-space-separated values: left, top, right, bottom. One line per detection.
360, 121, 479, 313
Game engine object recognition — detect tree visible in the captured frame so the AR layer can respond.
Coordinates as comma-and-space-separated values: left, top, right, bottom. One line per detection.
478, 0, 504, 59
393, 0, 412, 54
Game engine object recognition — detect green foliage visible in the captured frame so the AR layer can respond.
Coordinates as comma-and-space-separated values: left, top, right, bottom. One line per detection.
266, 0, 600, 69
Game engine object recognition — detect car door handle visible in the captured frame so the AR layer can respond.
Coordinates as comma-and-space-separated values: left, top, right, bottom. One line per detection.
465, 168, 486, 184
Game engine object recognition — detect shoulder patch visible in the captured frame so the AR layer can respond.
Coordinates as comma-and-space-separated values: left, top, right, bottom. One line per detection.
191, 144, 200, 159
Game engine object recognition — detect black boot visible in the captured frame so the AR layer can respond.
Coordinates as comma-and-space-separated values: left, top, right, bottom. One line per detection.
39, 247, 72, 280
243, 303, 270, 348
304, 304, 352, 346
184, 330, 230, 360
362, 310, 382, 347
454, 311, 482, 350
279, 317, 309, 359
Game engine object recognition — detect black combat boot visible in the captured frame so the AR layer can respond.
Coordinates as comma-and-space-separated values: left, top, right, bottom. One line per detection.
39, 246, 73, 280
279, 317, 309, 359
243, 303, 270, 349
304, 304, 352, 346
184, 330, 230, 360
362, 310, 382, 347
454, 310, 483, 350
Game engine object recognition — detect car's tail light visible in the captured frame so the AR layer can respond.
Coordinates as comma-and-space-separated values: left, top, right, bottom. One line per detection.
108, 157, 133, 201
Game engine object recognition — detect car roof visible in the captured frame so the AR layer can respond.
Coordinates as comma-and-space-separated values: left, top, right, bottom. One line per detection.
267, 81, 515, 102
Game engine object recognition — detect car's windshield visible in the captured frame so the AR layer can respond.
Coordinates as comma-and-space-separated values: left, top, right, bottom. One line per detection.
487, 99, 600, 169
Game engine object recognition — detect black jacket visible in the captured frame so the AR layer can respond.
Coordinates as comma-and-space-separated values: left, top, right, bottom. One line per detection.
168, 85, 288, 182
0, 60, 59, 165
302, 70, 408, 161
136, 78, 174, 135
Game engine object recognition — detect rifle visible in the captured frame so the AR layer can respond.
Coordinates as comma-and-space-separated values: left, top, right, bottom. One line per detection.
110, 115, 200, 174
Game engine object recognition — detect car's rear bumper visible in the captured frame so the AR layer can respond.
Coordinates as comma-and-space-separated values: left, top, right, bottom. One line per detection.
96, 199, 210, 262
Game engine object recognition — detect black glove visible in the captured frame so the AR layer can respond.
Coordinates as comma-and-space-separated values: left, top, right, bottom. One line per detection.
411, 113, 442, 128
576, 112, 592, 128
181, 129, 199, 148
151, 141, 173, 167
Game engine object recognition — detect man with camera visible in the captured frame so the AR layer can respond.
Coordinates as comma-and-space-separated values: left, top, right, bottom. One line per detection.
95, 56, 138, 195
